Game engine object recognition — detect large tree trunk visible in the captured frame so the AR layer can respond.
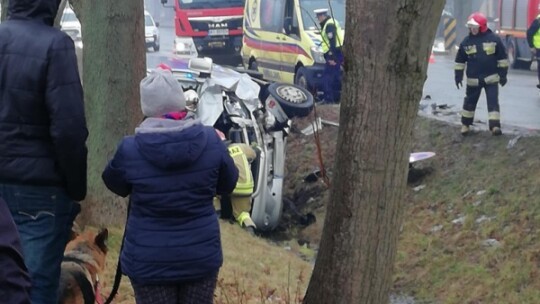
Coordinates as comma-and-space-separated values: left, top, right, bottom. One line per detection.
303, 1, 444, 303
71, 0, 146, 226
1, 0, 8, 22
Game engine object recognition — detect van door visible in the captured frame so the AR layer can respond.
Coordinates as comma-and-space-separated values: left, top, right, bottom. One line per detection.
255, 0, 286, 82
279, 0, 303, 84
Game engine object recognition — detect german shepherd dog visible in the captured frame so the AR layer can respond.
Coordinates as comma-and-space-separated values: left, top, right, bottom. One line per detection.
58, 228, 108, 304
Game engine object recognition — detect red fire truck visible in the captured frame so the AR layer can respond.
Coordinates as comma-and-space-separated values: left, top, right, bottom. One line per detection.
496, 0, 540, 69
161, 0, 245, 65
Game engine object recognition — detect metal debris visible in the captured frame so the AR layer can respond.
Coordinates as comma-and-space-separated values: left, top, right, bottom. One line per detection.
413, 184, 426, 192
452, 216, 466, 225
482, 239, 502, 248
301, 118, 322, 135
507, 135, 522, 149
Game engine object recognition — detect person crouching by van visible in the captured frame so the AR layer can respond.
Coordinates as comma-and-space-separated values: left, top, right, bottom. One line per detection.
315, 8, 344, 103
102, 68, 238, 304
227, 143, 258, 234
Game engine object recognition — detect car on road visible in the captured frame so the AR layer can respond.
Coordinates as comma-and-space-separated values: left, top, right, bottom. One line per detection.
60, 7, 83, 49
149, 56, 314, 231
145, 10, 160, 52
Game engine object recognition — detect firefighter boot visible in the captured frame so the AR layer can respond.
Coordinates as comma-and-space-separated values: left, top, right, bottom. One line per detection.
461, 125, 470, 136
491, 126, 502, 136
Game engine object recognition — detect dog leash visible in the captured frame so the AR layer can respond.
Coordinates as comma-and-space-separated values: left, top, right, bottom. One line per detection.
103, 199, 131, 304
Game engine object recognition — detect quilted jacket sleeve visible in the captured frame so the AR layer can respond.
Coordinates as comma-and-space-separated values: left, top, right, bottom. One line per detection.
45, 35, 88, 201
102, 140, 132, 198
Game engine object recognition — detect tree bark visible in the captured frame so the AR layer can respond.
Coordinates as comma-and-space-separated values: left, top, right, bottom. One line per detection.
303, 1, 444, 303
70, 0, 84, 22
1, 0, 8, 22
73, 0, 146, 226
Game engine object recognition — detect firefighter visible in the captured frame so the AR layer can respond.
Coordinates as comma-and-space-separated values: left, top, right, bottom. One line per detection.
526, 14, 540, 89
214, 129, 257, 233
227, 143, 257, 234
315, 8, 344, 103
454, 12, 508, 136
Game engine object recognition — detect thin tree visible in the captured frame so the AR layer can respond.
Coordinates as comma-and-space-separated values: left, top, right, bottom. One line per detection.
69, 0, 146, 226
303, 1, 444, 303
1, 0, 9, 22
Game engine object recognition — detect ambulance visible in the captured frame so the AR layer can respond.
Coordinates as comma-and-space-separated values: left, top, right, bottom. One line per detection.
241, 0, 345, 95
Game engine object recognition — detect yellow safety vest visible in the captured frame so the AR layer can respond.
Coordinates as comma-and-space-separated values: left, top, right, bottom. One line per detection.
321, 18, 344, 54
534, 15, 540, 48
228, 144, 254, 196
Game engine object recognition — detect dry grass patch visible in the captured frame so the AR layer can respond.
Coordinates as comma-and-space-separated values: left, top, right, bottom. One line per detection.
97, 222, 312, 304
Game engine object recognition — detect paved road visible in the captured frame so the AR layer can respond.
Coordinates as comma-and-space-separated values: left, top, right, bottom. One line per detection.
148, 28, 540, 133
423, 53, 540, 132
146, 26, 175, 69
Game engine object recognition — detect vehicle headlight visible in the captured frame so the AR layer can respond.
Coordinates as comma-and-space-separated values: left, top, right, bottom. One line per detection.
310, 46, 326, 64
175, 42, 192, 52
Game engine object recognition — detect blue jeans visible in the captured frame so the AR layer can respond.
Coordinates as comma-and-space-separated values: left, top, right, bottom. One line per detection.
0, 184, 80, 304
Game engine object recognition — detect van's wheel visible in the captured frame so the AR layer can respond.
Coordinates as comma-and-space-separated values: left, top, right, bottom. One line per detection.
507, 42, 516, 69
295, 67, 318, 100
249, 59, 259, 72
294, 67, 308, 89
268, 83, 314, 118
507, 42, 531, 70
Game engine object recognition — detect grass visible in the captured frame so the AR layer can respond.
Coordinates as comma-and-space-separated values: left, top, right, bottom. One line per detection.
98, 222, 312, 304
393, 118, 540, 303
285, 108, 540, 303
92, 105, 540, 303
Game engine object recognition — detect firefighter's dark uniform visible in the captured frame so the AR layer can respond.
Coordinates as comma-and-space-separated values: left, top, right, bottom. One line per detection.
454, 29, 508, 131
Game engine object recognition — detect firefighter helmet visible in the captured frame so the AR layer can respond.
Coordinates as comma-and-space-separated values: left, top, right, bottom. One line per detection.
466, 12, 488, 33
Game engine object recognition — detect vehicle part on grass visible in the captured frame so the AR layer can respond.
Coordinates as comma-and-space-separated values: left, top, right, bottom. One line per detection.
304, 169, 322, 183
320, 119, 339, 127
300, 117, 323, 136
409, 152, 436, 163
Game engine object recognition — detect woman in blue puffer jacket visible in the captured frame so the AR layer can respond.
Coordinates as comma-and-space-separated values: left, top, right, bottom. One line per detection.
102, 68, 238, 304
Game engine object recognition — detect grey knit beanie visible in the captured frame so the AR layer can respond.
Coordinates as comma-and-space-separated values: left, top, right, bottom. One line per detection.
140, 69, 186, 117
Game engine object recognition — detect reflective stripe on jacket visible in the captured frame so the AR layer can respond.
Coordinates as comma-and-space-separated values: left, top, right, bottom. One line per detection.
321, 18, 344, 54
534, 15, 540, 48
228, 144, 256, 196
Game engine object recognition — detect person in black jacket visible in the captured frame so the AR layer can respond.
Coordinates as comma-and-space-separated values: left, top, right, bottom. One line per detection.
0, 0, 88, 303
454, 12, 508, 136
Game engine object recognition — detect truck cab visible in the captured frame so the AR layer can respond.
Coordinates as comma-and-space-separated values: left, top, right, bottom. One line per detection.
161, 0, 245, 65
241, 0, 345, 97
